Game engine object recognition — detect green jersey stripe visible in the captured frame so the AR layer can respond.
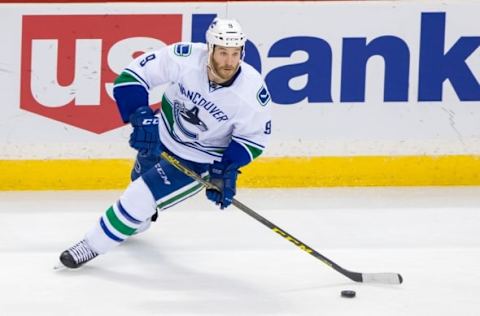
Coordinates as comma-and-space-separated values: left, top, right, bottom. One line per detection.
161, 95, 175, 129
114, 71, 141, 85
246, 143, 263, 159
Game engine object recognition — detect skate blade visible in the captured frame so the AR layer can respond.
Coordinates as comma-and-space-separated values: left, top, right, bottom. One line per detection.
53, 261, 67, 270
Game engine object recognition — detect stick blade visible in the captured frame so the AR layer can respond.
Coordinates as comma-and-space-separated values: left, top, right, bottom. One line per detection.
362, 272, 403, 284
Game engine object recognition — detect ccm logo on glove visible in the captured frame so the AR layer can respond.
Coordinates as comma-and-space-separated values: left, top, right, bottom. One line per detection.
142, 118, 159, 125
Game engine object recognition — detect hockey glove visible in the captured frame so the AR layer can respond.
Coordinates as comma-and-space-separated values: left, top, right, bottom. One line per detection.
206, 161, 239, 209
129, 106, 162, 156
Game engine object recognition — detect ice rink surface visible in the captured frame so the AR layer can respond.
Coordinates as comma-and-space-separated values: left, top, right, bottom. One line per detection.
1, 187, 480, 316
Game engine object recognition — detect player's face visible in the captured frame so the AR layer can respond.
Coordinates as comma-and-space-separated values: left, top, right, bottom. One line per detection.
211, 46, 242, 81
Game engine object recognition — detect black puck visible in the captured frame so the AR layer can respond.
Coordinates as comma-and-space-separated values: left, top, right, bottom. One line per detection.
341, 290, 356, 298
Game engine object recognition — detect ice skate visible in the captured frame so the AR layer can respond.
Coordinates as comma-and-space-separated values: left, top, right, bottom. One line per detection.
59, 240, 98, 269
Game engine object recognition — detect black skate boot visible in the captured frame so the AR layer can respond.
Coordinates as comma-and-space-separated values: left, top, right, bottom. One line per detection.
59, 240, 98, 268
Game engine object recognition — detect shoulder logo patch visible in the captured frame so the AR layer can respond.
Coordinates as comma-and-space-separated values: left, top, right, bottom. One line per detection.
257, 85, 271, 106
174, 43, 192, 57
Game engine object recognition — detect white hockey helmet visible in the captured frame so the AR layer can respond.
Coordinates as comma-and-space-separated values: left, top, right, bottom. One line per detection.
205, 17, 246, 51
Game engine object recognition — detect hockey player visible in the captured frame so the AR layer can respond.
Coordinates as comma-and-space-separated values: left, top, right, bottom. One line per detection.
59, 18, 272, 268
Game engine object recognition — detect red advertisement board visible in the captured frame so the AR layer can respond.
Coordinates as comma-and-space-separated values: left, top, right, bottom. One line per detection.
21, 14, 181, 133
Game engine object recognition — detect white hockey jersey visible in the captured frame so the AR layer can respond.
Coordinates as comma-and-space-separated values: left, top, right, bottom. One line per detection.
116, 42, 271, 164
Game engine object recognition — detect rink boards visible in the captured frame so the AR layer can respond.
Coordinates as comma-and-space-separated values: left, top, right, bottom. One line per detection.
0, 0, 479, 189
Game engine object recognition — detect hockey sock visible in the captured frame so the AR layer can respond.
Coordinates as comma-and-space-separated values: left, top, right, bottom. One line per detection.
85, 178, 157, 254
85, 201, 144, 254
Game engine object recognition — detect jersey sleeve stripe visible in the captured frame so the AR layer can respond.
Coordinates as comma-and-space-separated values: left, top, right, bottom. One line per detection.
114, 71, 141, 85
236, 141, 254, 162
245, 143, 263, 159
232, 135, 265, 149
113, 71, 148, 91
114, 81, 146, 89
124, 68, 150, 90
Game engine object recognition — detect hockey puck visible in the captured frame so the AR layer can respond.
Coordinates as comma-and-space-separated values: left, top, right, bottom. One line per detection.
340, 290, 356, 298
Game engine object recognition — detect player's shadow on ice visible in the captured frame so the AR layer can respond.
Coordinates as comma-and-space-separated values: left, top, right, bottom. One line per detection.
57, 237, 290, 315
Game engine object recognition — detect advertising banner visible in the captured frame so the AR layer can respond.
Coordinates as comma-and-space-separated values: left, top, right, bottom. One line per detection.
0, 1, 479, 188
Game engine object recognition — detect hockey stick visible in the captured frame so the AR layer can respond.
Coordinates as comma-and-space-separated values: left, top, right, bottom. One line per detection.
161, 151, 403, 284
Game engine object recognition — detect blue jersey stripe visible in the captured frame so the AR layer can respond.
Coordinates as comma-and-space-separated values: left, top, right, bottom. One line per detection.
193, 141, 227, 151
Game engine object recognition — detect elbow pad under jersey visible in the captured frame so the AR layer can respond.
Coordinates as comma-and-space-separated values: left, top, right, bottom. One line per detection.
113, 85, 149, 123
